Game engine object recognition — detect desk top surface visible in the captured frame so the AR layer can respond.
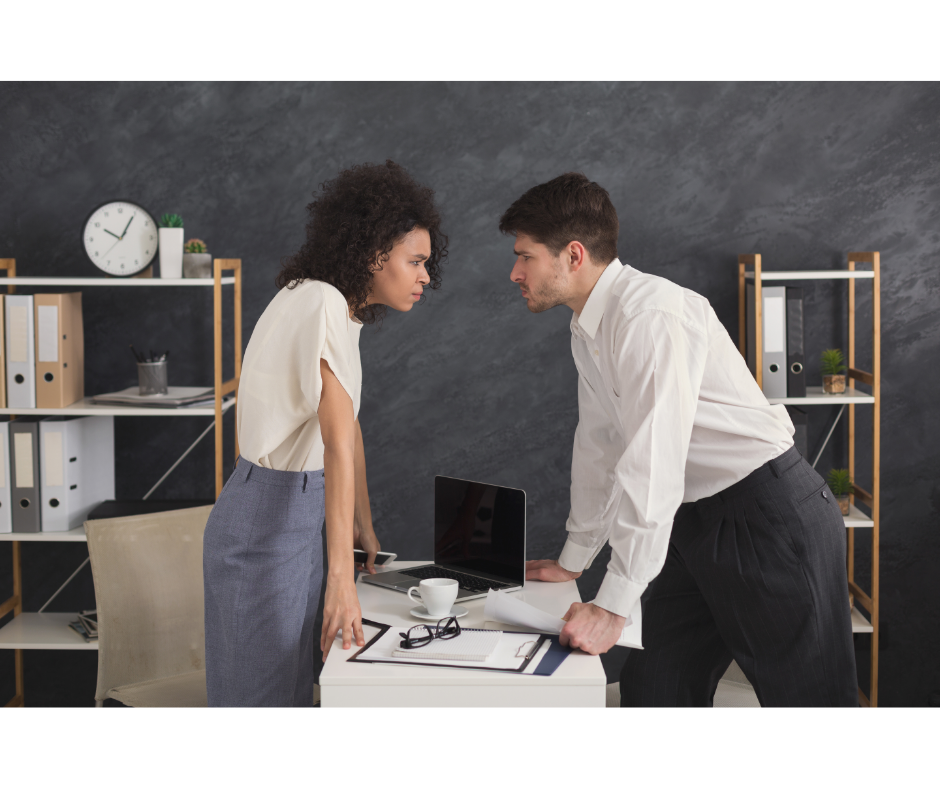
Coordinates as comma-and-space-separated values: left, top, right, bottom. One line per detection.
319, 561, 607, 687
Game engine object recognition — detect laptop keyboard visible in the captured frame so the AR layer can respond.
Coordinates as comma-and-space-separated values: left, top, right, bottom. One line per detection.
398, 565, 514, 594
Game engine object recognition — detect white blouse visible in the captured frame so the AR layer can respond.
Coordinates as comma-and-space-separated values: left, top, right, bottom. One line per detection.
237, 279, 363, 472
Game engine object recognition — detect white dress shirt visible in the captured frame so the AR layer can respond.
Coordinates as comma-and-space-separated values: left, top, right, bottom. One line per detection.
237, 279, 362, 472
557, 259, 795, 619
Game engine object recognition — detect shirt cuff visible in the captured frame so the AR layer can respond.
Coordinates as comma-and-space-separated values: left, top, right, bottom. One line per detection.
593, 571, 648, 620
558, 537, 603, 573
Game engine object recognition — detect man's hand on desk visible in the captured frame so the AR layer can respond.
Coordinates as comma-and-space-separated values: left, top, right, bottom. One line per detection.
559, 602, 625, 655
526, 559, 581, 583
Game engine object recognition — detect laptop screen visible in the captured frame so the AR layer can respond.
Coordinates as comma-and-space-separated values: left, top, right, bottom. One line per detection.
433, 476, 526, 585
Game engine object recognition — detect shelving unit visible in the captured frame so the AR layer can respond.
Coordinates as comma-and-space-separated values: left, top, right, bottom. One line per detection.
0, 257, 242, 707
738, 253, 881, 706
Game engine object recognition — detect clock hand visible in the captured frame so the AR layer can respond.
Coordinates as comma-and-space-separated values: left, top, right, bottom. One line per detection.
120, 215, 134, 239
99, 237, 122, 261
103, 229, 121, 240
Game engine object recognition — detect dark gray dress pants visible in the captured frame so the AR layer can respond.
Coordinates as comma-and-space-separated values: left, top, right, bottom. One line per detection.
204, 458, 325, 707
620, 446, 858, 707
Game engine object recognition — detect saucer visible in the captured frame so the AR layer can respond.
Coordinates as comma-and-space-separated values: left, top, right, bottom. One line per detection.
409, 605, 469, 621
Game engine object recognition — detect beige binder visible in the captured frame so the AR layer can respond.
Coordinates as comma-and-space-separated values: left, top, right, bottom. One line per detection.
0, 296, 5, 408
34, 292, 84, 409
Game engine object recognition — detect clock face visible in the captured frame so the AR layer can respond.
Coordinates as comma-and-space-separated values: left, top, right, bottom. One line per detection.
83, 200, 158, 276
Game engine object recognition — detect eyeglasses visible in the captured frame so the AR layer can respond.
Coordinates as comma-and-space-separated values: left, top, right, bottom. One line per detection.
398, 616, 461, 649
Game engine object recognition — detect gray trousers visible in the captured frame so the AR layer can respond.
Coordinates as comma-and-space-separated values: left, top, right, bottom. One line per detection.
620, 446, 858, 707
203, 458, 325, 707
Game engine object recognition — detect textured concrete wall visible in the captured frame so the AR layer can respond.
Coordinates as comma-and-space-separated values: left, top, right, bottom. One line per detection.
1, 82, 938, 705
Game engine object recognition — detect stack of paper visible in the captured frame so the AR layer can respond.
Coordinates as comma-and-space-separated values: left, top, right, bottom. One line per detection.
392, 629, 501, 662
92, 386, 218, 408
483, 589, 643, 649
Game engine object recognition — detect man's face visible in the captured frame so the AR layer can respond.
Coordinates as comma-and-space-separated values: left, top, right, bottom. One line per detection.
509, 233, 568, 313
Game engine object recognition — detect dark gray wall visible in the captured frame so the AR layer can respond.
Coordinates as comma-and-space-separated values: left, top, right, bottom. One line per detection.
1, 82, 938, 706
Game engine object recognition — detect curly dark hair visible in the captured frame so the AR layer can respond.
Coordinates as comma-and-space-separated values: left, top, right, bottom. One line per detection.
276, 160, 448, 324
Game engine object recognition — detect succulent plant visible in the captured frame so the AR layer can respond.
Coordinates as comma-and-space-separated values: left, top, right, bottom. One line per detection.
185, 238, 208, 253
160, 213, 184, 228
821, 348, 847, 376
826, 468, 853, 496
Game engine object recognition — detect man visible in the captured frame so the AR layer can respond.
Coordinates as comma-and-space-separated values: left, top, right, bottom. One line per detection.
500, 173, 857, 706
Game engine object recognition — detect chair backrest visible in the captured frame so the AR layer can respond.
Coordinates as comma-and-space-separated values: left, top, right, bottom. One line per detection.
85, 506, 213, 702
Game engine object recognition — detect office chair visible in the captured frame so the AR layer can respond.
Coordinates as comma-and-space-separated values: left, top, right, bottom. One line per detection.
86, 506, 213, 707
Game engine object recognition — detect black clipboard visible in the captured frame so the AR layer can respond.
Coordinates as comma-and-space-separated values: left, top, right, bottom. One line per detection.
349, 618, 551, 673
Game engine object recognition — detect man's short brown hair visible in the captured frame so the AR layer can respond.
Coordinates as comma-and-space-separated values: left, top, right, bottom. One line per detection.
499, 172, 619, 265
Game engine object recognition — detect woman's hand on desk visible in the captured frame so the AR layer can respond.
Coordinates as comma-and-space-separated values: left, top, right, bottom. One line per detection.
321, 577, 365, 661
525, 559, 582, 583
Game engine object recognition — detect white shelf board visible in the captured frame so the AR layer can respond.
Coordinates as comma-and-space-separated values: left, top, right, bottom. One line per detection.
744, 270, 875, 281
2, 276, 234, 286
0, 527, 87, 542
0, 613, 98, 650
0, 396, 234, 417
767, 386, 875, 405
851, 607, 874, 634
844, 505, 874, 528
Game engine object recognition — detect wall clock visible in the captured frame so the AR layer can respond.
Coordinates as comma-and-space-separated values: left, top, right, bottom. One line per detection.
82, 200, 158, 277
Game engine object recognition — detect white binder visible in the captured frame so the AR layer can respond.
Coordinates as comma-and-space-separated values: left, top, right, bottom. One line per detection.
0, 422, 11, 533
40, 416, 115, 533
746, 284, 788, 399
6, 295, 36, 408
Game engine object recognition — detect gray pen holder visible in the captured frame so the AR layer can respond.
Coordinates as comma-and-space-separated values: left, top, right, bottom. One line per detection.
138, 360, 168, 396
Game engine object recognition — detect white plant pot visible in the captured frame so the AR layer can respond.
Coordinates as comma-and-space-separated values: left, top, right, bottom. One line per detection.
158, 228, 184, 278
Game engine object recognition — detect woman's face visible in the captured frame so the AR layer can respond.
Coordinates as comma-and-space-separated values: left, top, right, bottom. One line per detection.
368, 227, 432, 312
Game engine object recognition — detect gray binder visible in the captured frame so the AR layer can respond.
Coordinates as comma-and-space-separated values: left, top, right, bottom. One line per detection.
6, 295, 36, 409
746, 283, 788, 399
11, 418, 42, 533
786, 287, 806, 398
39, 416, 115, 533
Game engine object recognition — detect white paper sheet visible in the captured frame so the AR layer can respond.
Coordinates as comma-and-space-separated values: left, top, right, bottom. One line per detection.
484, 588, 643, 649
356, 624, 544, 671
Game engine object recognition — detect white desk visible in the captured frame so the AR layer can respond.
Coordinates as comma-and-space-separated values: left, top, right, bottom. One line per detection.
319, 561, 607, 707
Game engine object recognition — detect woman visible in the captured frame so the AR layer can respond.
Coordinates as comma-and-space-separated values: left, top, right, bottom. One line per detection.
203, 161, 447, 706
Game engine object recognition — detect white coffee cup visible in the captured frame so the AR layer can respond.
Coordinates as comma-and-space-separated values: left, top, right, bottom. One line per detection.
408, 578, 459, 618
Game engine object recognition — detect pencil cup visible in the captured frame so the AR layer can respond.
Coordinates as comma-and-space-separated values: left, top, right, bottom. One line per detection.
138, 360, 168, 396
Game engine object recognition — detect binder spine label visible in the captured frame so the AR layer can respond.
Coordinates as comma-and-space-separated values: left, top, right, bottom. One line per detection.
44, 431, 64, 487
9, 306, 29, 363
38, 305, 59, 362
14, 432, 33, 488
763, 296, 785, 352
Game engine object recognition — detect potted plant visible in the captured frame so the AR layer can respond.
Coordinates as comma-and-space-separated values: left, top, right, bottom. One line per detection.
821, 348, 847, 393
826, 468, 853, 516
183, 238, 213, 278
159, 214, 184, 279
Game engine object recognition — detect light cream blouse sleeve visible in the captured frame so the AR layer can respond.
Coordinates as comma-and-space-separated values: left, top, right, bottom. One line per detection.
236, 279, 362, 471
298, 282, 359, 411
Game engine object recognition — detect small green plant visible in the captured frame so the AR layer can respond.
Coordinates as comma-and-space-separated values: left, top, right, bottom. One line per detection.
160, 213, 184, 228
821, 348, 847, 376
826, 468, 853, 496
184, 238, 208, 253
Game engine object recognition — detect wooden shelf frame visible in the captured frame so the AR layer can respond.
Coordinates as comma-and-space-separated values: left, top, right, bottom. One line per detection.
738, 252, 881, 706
0, 256, 242, 706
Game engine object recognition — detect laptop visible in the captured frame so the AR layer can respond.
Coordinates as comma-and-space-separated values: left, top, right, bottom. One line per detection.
361, 475, 525, 601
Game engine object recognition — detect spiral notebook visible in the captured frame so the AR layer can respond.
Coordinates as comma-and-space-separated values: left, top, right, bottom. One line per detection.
392, 629, 501, 662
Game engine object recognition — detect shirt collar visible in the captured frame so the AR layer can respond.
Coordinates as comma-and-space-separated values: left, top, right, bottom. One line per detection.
573, 258, 624, 340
